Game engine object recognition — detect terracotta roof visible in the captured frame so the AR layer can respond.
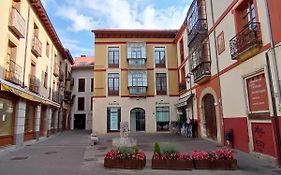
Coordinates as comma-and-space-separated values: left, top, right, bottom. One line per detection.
29, 0, 74, 64
92, 29, 178, 39
74, 56, 94, 66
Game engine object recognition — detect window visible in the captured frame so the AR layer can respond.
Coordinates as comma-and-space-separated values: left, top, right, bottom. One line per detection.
77, 97, 85, 111
180, 39, 184, 63
91, 78, 94, 92
33, 23, 38, 37
108, 73, 119, 96
128, 71, 147, 95
108, 47, 119, 68
156, 107, 170, 131
46, 42, 50, 57
156, 73, 167, 95
6, 41, 20, 84
78, 78, 85, 92
90, 97, 93, 111
0, 98, 14, 136
241, 0, 256, 28
25, 103, 35, 133
43, 71, 48, 88
107, 107, 121, 132
155, 47, 166, 68
127, 43, 146, 66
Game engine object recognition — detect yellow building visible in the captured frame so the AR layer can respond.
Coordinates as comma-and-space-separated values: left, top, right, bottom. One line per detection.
92, 29, 179, 134
0, 0, 74, 147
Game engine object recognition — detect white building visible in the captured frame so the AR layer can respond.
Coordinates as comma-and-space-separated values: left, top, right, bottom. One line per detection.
71, 56, 94, 130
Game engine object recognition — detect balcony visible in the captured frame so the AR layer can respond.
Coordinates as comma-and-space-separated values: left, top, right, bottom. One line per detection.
127, 58, 146, 68
59, 71, 64, 81
63, 91, 72, 103
128, 86, 147, 96
179, 82, 187, 94
9, 8, 26, 38
230, 22, 262, 61
65, 72, 71, 81
5, 59, 22, 85
53, 64, 59, 77
31, 36, 42, 57
192, 62, 211, 84
188, 19, 208, 47
52, 91, 59, 103
29, 75, 40, 94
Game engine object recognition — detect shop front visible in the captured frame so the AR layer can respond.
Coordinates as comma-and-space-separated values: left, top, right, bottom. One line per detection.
24, 101, 36, 141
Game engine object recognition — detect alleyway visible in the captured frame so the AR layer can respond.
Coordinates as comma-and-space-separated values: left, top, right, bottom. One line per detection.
0, 131, 280, 175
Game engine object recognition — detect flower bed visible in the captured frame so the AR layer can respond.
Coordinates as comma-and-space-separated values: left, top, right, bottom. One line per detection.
192, 149, 237, 170
151, 143, 193, 170
104, 147, 146, 170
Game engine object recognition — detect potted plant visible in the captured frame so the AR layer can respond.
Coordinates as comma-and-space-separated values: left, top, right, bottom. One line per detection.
151, 142, 193, 170
192, 149, 237, 170
104, 147, 146, 169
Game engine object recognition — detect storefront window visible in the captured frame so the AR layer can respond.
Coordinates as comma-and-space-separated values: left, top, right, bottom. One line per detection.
24, 103, 35, 133
0, 98, 14, 136
156, 107, 170, 131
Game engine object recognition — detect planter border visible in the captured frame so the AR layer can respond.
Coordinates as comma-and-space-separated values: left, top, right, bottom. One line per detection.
194, 159, 238, 170
104, 158, 146, 170
152, 159, 193, 170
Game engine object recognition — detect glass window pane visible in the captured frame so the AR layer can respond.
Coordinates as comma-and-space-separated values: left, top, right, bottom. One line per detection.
0, 98, 14, 136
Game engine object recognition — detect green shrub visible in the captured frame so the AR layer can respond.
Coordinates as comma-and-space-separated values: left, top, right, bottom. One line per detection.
154, 142, 161, 154
162, 146, 179, 155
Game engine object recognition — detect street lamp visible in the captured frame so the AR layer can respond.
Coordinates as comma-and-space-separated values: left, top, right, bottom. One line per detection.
185, 72, 194, 121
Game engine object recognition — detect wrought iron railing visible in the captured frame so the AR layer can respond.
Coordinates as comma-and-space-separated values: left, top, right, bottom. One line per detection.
9, 8, 26, 38
229, 22, 262, 60
192, 62, 211, 82
5, 59, 22, 85
188, 19, 208, 46
29, 75, 40, 94
31, 36, 42, 57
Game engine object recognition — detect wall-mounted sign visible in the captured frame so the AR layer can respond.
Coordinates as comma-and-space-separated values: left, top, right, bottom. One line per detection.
156, 101, 170, 105
217, 31, 225, 55
246, 73, 269, 112
108, 101, 119, 106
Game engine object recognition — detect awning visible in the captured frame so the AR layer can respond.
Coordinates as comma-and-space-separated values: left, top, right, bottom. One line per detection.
1, 83, 42, 103
0, 79, 60, 108
175, 94, 194, 108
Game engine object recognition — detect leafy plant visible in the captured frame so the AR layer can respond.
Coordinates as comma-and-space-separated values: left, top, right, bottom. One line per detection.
105, 147, 146, 160
153, 142, 161, 154
162, 146, 179, 155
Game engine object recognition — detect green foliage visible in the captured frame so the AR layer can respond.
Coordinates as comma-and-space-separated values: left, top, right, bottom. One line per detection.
162, 146, 179, 155
153, 142, 161, 154
177, 114, 184, 128
117, 147, 139, 158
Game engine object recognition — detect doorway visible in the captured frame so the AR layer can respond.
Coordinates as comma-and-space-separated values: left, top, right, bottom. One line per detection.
74, 114, 86, 130
203, 94, 217, 140
130, 108, 145, 132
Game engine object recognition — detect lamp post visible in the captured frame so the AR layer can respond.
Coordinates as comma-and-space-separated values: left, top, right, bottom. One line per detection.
186, 73, 194, 121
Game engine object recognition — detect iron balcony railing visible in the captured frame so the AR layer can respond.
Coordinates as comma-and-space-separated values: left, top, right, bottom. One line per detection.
29, 75, 40, 94
53, 63, 59, 77
5, 59, 22, 85
192, 61, 211, 82
9, 8, 26, 38
128, 86, 147, 96
229, 22, 262, 60
31, 36, 42, 57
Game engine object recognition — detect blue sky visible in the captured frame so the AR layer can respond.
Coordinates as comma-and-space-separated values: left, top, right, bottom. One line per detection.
41, 0, 192, 58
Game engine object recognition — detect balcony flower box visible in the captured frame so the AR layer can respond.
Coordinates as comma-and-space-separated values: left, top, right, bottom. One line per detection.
192, 149, 237, 170
104, 148, 146, 170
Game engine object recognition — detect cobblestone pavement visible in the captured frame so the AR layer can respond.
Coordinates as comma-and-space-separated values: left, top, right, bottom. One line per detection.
0, 131, 280, 175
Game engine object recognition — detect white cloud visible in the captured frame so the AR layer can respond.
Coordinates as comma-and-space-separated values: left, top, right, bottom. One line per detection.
55, 0, 190, 30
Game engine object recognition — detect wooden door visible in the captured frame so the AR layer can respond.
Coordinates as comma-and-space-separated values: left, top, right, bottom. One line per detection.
203, 94, 217, 140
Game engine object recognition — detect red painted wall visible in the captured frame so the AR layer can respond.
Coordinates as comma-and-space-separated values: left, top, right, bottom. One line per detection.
224, 117, 249, 153
251, 123, 276, 157
268, 0, 281, 44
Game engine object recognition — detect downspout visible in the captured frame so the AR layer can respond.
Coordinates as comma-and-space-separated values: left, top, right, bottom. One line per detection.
48, 45, 54, 99
22, 4, 31, 87
265, 0, 281, 167
210, 0, 225, 143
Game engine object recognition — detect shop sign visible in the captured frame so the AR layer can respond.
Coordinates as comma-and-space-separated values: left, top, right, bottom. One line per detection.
156, 101, 170, 105
246, 73, 269, 112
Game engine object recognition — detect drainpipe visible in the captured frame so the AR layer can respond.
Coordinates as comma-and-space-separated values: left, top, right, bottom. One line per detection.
265, 0, 281, 167
22, 5, 31, 87
210, 0, 225, 143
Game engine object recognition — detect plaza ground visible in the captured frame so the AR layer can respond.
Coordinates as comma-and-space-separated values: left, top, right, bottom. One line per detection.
0, 131, 280, 175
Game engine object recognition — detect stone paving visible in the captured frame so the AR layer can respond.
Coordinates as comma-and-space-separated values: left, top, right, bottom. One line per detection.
0, 131, 280, 175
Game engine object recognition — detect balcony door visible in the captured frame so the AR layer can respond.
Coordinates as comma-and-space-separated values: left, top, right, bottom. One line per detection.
130, 108, 145, 132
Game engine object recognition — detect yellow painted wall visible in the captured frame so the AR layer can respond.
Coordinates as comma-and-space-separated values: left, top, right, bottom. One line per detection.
168, 70, 179, 95
121, 70, 129, 96
93, 71, 106, 96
